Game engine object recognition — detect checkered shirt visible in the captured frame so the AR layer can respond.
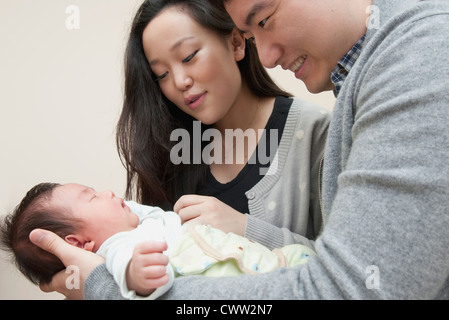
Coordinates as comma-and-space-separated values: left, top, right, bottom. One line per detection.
331, 34, 366, 97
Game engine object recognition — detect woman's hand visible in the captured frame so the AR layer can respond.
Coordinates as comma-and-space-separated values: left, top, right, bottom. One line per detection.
29, 229, 105, 300
174, 195, 247, 236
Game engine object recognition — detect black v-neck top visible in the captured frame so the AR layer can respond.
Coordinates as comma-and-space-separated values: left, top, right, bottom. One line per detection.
198, 96, 292, 214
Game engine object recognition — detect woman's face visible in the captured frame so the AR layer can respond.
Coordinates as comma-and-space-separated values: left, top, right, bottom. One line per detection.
142, 7, 245, 125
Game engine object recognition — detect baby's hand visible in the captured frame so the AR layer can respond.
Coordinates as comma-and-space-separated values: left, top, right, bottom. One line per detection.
126, 241, 170, 297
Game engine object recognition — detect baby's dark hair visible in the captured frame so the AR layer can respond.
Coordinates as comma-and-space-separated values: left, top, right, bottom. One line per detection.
0, 183, 83, 285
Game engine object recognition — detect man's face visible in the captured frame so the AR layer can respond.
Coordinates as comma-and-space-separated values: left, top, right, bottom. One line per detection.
224, 0, 364, 93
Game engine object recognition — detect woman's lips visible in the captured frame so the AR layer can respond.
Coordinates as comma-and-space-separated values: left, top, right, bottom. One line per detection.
185, 92, 207, 110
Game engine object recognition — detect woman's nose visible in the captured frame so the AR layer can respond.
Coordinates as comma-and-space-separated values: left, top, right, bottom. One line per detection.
173, 71, 193, 91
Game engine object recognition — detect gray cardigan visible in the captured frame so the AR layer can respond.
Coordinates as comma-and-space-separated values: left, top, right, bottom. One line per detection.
85, 0, 449, 299
245, 98, 330, 250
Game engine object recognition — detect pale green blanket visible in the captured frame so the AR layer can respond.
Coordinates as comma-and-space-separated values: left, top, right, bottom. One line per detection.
169, 224, 315, 277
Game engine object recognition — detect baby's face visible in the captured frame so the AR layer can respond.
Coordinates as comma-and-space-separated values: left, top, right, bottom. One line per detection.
52, 183, 139, 251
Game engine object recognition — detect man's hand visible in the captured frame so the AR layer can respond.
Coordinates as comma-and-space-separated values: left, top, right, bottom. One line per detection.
29, 229, 105, 300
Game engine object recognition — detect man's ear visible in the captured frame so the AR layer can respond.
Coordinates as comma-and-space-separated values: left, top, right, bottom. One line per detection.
65, 235, 95, 252
230, 28, 246, 62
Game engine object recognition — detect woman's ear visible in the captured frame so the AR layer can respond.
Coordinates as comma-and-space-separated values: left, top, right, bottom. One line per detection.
230, 28, 246, 62
65, 235, 95, 252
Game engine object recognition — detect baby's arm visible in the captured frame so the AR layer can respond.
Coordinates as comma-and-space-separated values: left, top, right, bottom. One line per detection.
101, 202, 182, 299
126, 241, 170, 297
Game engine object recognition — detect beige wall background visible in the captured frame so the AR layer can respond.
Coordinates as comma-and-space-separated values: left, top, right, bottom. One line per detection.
0, 0, 335, 300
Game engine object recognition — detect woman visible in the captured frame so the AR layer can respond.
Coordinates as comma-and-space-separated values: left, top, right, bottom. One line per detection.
30, 0, 330, 299
116, 0, 330, 250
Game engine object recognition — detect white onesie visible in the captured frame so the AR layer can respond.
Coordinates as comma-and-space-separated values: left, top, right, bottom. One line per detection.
96, 201, 183, 300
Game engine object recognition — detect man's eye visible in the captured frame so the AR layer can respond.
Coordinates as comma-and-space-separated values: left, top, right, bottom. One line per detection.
258, 17, 269, 28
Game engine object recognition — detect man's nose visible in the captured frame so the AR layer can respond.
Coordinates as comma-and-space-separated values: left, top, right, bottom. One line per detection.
254, 38, 282, 69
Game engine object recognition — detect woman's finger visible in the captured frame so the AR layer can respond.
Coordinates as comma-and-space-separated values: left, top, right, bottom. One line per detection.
177, 204, 202, 224
173, 194, 208, 213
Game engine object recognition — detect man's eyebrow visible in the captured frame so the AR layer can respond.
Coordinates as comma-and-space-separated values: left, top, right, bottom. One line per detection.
245, 1, 271, 27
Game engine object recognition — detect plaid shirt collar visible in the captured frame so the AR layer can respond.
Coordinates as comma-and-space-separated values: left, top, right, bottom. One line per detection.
331, 34, 366, 97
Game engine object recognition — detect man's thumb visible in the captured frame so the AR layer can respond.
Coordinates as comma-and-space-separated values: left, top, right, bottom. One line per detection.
29, 229, 65, 258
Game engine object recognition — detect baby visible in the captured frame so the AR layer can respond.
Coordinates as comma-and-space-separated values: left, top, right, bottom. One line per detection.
1, 183, 315, 299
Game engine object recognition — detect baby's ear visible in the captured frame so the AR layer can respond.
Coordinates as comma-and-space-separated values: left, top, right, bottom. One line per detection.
83, 241, 95, 252
65, 235, 83, 248
65, 235, 95, 252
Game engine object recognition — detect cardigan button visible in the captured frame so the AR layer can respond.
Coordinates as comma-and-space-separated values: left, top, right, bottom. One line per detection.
246, 191, 256, 200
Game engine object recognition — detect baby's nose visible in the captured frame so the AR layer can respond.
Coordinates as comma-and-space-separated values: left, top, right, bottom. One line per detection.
102, 190, 115, 198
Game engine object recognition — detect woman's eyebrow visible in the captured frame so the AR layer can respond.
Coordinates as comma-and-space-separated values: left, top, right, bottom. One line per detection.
148, 36, 195, 66
170, 36, 195, 52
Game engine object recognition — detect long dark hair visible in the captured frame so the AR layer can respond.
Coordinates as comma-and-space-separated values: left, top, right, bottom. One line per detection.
116, 0, 290, 209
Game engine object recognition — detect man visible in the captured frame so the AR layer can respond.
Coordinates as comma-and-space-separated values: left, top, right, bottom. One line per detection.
32, 0, 449, 299
222, 0, 371, 96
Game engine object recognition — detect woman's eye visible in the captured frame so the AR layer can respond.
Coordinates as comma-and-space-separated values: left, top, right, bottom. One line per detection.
154, 71, 168, 82
182, 50, 199, 63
